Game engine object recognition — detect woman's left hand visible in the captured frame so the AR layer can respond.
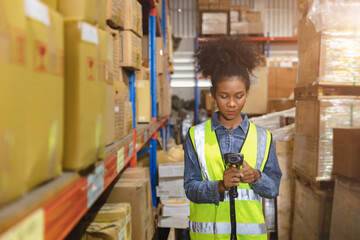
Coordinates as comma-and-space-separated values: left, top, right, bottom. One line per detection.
239, 161, 261, 183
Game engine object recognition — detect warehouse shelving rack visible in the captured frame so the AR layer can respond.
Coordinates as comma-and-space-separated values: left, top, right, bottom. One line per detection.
0, 0, 170, 239
194, 34, 297, 123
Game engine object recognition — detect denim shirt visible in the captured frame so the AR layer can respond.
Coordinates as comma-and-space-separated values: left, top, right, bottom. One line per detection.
183, 112, 282, 205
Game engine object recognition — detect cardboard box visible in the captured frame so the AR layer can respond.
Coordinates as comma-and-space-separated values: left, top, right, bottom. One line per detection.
294, 98, 360, 181
158, 163, 184, 178
102, 0, 126, 30
118, 30, 141, 70
84, 220, 125, 240
268, 67, 297, 99
94, 203, 132, 240
136, 79, 151, 123
292, 179, 333, 240
230, 10, 240, 22
0, 0, 28, 206
58, 0, 99, 25
106, 180, 153, 240
330, 176, 360, 240
161, 198, 190, 217
63, 21, 106, 170
105, 32, 116, 146
158, 74, 172, 118
114, 98, 127, 140
108, 27, 120, 83
242, 67, 268, 115
25, 1, 64, 190
123, 0, 143, 37
119, 168, 154, 236
141, 36, 165, 74
245, 11, 261, 22
201, 12, 228, 35
158, 216, 189, 229
333, 128, 360, 180
125, 101, 133, 135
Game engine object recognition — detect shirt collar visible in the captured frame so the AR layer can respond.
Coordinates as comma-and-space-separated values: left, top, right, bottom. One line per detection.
211, 111, 249, 133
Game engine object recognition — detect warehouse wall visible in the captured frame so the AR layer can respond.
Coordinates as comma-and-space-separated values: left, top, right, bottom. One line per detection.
169, 0, 297, 38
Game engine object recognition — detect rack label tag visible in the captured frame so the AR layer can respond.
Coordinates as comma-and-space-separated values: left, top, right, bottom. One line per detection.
117, 147, 124, 173
0, 208, 44, 240
87, 163, 105, 208
128, 142, 134, 157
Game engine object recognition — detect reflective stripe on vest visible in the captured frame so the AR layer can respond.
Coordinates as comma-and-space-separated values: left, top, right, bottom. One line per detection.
190, 222, 267, 235
189, 120, 271, 240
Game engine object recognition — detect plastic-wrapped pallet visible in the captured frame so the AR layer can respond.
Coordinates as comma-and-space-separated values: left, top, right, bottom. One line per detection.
249, 108, 295, 131
294, 98, 360, 181
297, 0, 360, 87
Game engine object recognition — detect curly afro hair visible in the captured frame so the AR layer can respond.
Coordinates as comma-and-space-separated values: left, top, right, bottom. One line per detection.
194, 37, 258, 92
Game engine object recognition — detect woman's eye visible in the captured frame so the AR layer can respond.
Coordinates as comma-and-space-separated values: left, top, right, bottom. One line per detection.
220, 95, 227, 99
236, 95, 243, 99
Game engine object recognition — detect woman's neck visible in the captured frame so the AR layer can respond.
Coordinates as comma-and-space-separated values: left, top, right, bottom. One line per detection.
217, 112, 243, 131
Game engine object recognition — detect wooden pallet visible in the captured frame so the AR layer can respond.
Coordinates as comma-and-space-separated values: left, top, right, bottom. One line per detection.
295, 84, 360, 100
293, 167, 334, 191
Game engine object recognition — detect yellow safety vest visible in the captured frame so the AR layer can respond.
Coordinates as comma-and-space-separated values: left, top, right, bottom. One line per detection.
189, 120, 272, 240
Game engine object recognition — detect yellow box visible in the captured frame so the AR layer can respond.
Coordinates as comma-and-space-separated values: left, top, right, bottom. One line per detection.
0, 0, 28, 206
124, 0, 143, 37
58, 0, 99, 25
115, 98, 127, 140
94, 203, 132, 240
25, 0, 64, 190
63, 21, 106, 170
136, 80, 151, 123
118, 30, 141, 70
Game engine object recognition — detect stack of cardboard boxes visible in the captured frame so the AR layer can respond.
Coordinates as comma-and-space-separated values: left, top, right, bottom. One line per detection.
0, 0, 144, 214
230, 9, 263, 35
103, 167, 155, 240
156, 162, 189, 229
292, 0, 360, 239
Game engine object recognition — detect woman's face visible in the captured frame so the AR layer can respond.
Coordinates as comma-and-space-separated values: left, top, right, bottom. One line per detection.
213, 76, 247, 122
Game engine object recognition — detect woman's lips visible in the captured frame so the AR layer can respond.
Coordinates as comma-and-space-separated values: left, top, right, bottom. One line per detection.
227, 111, 236, 115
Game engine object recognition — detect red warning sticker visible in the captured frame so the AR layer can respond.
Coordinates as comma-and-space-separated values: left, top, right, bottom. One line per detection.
87, 57, 95, 81
34, 40, 47, 72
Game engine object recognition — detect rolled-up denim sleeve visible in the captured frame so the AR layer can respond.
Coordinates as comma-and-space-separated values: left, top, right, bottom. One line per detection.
183, 131, 221, 205
250, 140, 282, 199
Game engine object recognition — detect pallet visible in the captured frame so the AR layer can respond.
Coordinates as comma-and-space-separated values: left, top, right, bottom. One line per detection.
293, 167, 334, 191
295, 84, 360, 100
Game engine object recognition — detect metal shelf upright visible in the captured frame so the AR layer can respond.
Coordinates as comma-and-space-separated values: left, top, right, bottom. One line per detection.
149, 2, 158, 207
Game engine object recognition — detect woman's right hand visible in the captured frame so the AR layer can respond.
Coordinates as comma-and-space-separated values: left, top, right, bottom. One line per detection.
218, 167, 241, 193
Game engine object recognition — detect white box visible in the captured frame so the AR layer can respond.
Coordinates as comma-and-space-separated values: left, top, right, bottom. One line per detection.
159, 177, 184, 187
158, 216, 189, 229
158, 163, 184, 178
156, 186, 186, 198
162, 198, 190, 217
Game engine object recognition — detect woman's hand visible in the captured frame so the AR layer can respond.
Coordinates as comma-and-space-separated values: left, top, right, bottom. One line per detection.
218, 167, 241, 193
239, 161, 261, 183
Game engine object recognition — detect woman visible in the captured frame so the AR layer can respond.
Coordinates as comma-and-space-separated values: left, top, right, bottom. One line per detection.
184, 37, 282, 240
